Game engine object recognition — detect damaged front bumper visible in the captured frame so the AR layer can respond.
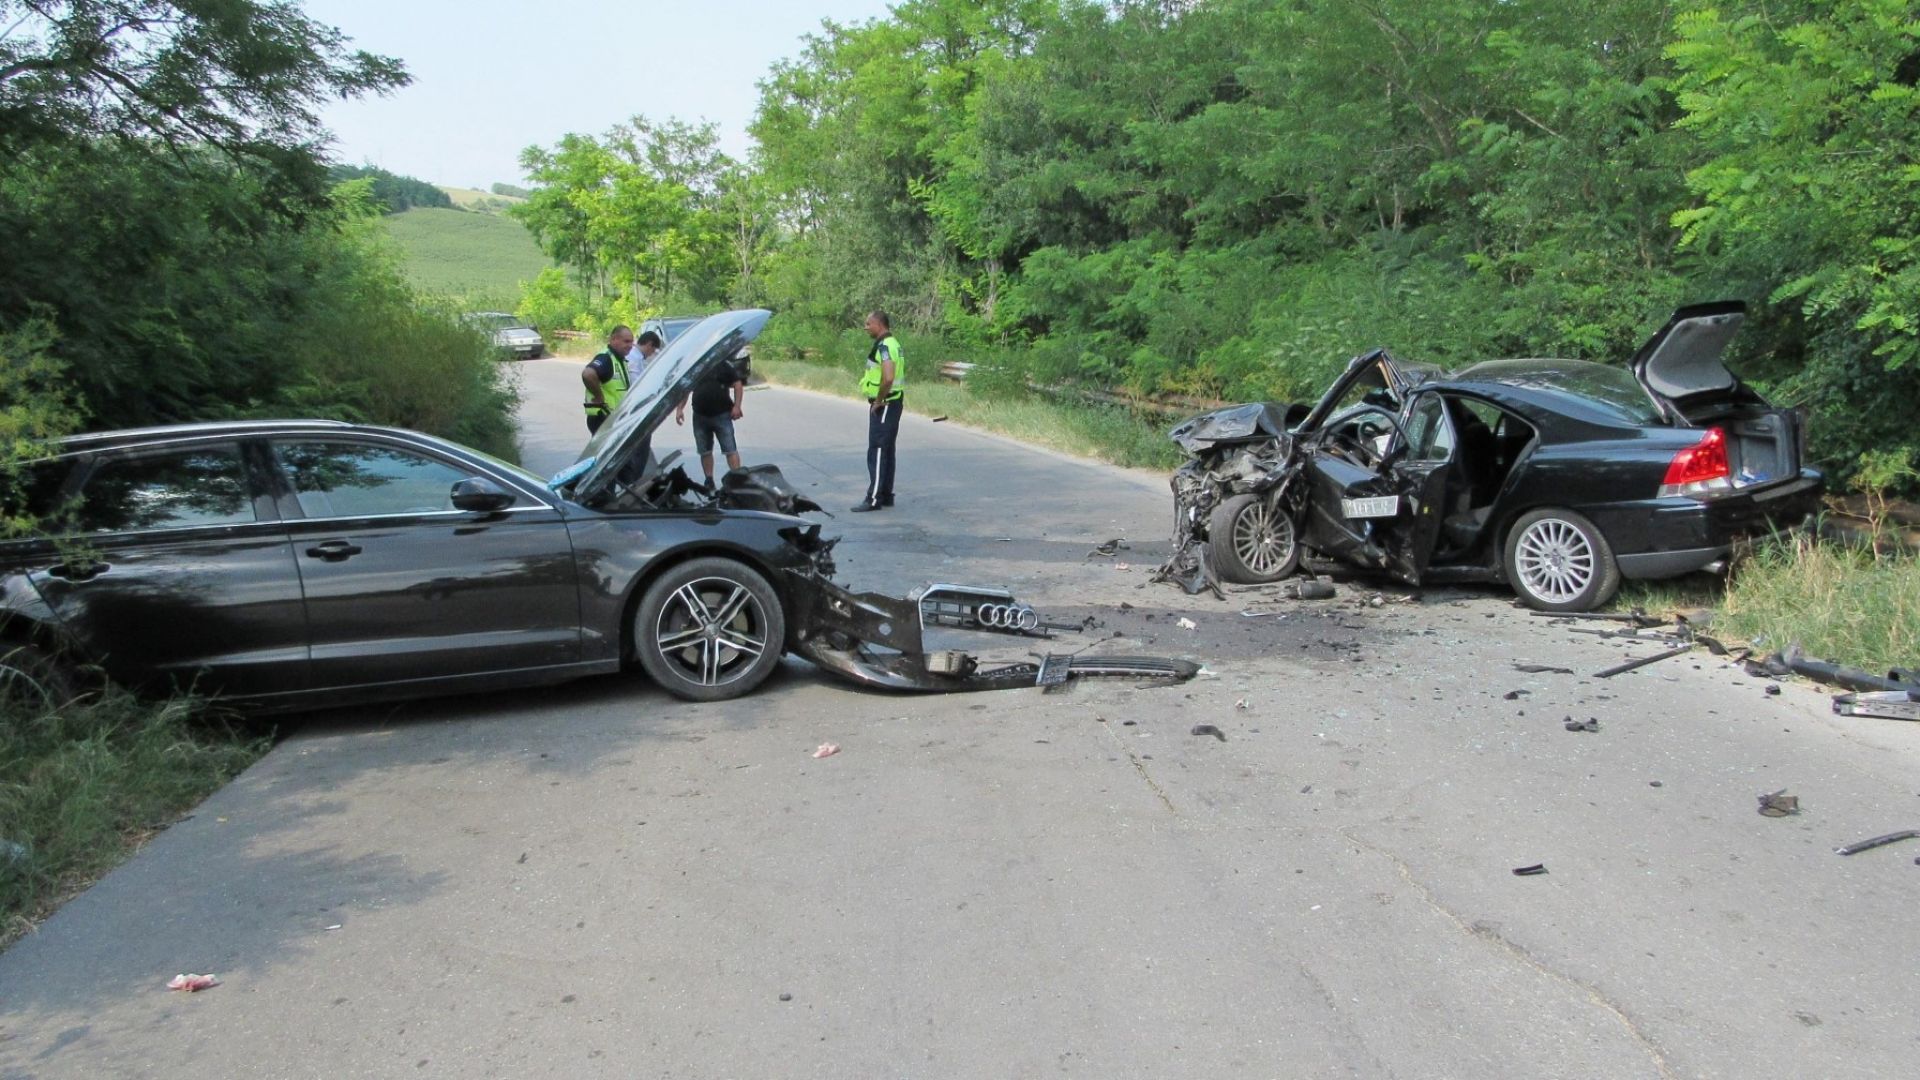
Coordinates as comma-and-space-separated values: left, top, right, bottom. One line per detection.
783, 573, 1200, 693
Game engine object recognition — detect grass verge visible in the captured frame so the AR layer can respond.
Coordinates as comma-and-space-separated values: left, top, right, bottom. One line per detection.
0, 693, 268, 946
1612, 532, 1917, 674
1717, 533, 1920, 673
754, 357, 1184, 471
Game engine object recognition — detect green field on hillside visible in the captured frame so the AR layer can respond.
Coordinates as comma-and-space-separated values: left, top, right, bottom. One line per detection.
438, 185, 524, 214
383, 206, 550, 300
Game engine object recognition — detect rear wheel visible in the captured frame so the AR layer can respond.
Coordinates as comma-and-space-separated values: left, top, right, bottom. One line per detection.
1206, 493, 1301, 584
633, 558, 786, 701
0, 642, 81, 712
1504, 508, 1620, 612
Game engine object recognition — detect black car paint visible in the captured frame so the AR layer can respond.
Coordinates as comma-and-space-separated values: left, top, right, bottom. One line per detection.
1160, 303, 1826, 606
0, 420, 825, 711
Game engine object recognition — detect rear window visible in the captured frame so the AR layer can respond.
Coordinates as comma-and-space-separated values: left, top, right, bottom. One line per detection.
1456, 360, 1663, 425
74, 446, 256, 533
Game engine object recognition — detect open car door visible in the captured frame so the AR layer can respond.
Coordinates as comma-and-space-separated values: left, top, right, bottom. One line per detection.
1298, 386, 1451, 584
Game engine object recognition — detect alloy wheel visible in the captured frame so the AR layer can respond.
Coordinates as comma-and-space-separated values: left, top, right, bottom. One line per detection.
1515, 518, 1595, 605
651, 576, 771, 688
1232, 501, 1296, 576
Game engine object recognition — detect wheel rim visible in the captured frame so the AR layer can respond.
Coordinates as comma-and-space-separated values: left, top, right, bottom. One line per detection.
1232, 501, 1295, 575
652, 576, 770, 688
1515, 518, 1595, 604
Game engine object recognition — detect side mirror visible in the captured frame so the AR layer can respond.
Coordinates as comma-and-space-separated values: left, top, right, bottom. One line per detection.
451, 477, 515, 513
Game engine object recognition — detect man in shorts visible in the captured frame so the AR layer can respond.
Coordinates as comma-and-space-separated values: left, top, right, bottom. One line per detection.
674, 349, 746, 488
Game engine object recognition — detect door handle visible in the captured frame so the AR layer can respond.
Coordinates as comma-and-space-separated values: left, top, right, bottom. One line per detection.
47, 560, 109, 581
304, 540, 364, 562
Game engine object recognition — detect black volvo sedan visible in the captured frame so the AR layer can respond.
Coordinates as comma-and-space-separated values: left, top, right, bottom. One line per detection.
0, 311, 852, 709
1161, 302, 1826, 610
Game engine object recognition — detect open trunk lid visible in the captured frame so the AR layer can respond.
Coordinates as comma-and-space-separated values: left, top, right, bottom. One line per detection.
1630, 301, 1805, 489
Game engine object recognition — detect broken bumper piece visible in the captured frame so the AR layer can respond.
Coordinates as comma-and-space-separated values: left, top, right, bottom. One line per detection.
785, 572, 1201, 693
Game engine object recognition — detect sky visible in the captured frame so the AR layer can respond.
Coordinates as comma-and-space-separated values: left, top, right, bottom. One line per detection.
300, 0, 896, 188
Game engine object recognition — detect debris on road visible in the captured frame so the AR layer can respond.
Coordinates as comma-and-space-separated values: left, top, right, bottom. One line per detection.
930, 416, 948, 423
1512, 864, 1548, 876
1835, 830, 1919, 856
1772, 644, 1920, 694
1832, 690, 1920, 721
166, 973, 219, 992
1234, 698, 1248, 710
779, 992, 793, 1001
1563, 717, 1599, 733
1513, 663, 1575, 675
1532, 608, 1663, 628
1503, 689, 1530, 700
1191, 724, 1227, 741
1239, 608, 1288, 619
1176, 617, 1198, 630
1757, 790, 1800, 817
812, 743, 840, 759
1593, 645, 1694, 679
1086, 539, 1131, 559
1765, 684, 1782, 696
1291, 580, 1337, 600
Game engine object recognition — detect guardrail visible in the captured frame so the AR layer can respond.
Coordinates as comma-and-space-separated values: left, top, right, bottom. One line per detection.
934, 358, 1227, 417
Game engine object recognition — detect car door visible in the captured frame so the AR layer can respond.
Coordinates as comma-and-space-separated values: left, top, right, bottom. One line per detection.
24, 439, 312, 697
1299, 393, 1453, 584
269, 437, 583, 689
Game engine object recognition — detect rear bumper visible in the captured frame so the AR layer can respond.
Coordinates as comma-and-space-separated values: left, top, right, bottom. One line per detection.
1603, 470, 1825, 579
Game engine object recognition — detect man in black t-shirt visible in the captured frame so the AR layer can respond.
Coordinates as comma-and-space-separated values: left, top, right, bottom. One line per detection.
673, 351, 746, 488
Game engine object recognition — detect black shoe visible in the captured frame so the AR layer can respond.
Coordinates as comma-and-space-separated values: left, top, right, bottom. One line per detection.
850, 501, 882, 513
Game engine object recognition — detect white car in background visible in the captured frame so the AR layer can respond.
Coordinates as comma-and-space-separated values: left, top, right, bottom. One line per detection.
468, 311, 545, 359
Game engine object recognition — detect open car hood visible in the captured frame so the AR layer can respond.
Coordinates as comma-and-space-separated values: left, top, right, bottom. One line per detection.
1629, 301, 1745, 407
559, 309, 770, 502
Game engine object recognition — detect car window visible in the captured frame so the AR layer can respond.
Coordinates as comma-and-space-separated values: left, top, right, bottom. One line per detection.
1456, 360, 1663, 425
275, 441, 474, 519
74, 446, 256, 533
1, 459, 77, 530
1402, 395, 1455, 462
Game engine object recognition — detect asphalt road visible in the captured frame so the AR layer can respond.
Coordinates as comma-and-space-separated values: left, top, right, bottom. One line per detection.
3, 356, 1918, 1078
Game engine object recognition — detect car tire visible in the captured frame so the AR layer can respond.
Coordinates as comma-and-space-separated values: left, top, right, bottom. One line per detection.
1504, 508, 1621, 612
1206, 493, 1301, 584
0, 641, 82, 712
633, 557, 786, 702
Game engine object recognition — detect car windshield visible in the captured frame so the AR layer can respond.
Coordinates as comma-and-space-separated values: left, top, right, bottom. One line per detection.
659, 317, 700, 341
475, 313, 529, 331
1456, 359, 1664, 425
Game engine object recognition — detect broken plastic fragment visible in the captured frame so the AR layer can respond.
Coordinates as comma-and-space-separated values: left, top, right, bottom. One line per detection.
1176, 617, 1198, 630
1757, 789, 1800, 817
1511, 864, 1548, 877
811, 743, 840, 759
166, 973, 219, 992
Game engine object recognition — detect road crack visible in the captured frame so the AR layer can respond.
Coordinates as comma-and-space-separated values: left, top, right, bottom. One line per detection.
1339, 827, 1679, 1080
1099, 724, 1177, 816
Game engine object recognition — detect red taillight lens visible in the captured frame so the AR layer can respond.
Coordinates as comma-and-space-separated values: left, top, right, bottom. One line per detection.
1659, 426, 1732, 498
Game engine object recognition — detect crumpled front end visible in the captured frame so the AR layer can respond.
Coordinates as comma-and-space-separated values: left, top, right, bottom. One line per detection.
1155, 428, 1304, 596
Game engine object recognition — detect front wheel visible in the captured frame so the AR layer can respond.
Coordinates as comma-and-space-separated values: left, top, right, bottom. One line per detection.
1206, 493, 1301, 584
1504, 508, 1620, 612
633, 557, 786, 701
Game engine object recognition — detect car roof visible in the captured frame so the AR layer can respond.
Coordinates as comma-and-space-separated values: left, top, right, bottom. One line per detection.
52, 419, 359, 455
1422, 359, 1662, 429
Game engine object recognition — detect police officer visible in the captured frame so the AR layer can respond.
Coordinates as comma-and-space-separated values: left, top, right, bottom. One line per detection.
852, 311, 903, 512
582, 324, 636, 434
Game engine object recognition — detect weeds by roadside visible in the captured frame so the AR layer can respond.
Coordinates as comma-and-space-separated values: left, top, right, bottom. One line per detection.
0, 693, 268, 946
1718, 533, 1920, 676
755, 357, 1183, 471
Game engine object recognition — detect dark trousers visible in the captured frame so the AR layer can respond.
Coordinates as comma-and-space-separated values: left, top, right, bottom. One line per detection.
586, 409, 608, 435
865, 395, 902, 504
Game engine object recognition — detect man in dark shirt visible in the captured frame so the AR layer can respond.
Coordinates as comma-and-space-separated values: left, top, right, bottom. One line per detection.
674, 350, 747, 488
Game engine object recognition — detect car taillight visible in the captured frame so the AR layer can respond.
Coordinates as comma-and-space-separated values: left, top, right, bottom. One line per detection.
1659, 426, 1732, 498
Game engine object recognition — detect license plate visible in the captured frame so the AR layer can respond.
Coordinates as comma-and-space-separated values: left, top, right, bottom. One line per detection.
1341, 495, 1399, 519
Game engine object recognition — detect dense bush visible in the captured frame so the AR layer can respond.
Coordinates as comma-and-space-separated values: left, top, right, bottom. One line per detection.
738, 0, 1920, 489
